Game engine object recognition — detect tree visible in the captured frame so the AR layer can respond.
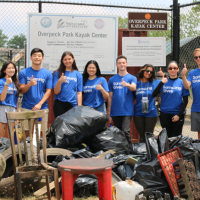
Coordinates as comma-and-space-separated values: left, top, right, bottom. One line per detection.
0, 29, 8, 47
191, 0, 200, 12
148, 13, 172, 41
180, 8, 200, 39
7, 34, 26, 49
118, 17, 128, 29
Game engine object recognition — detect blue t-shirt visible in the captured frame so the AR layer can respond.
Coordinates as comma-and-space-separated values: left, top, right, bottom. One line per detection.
0, 78, 18, 109
19, 67, 52, 110
53, 70, 83, 107
160, 78, 190, 115
134, 80, 161, 117
83, 77, 109, 108
187, 68, 200, 112
108, 73, 137, 116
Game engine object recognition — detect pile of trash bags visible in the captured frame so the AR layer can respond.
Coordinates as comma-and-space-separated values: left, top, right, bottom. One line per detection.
47, 106, 129, 154
47, 106, 200, 197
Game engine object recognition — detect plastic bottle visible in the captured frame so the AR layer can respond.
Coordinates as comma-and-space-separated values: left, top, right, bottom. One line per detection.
115, 179, 144, 200
33, 118, 42, 147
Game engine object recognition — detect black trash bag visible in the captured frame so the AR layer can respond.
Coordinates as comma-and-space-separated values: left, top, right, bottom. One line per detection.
67, 143, 88, 152
125, 164, 134, 178
48, 106, 109, 148
133, 132, 171, 194
117, 165, 126, 181
93, 150, 104, 157
131, 143, 147, 156
174, 136, 200, 179
168, 135, 182, 149
158, 128, 169, 153
104, 153, 114, 160
111, 154, 130, 166
72, 148, 94, 158
89, 126, 130, 154
73, 174, 98, 196
0, 137, 11, 153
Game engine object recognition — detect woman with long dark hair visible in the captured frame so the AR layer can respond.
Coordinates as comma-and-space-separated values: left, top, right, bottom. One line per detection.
0, 61, 20, 138
134, 64, 160, 142
82, 60, 109, 113
153, 61, 190, 138
53, 51, 83, 118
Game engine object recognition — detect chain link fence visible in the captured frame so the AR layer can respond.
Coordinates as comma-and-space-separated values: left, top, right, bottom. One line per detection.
0, 0, 200, 139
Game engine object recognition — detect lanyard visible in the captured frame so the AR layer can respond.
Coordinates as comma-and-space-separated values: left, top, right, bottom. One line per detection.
141, 81, 149, 99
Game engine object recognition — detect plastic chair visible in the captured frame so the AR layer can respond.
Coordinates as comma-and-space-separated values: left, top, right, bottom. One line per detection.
58, 158, 114, 200
6, 110, 60, 200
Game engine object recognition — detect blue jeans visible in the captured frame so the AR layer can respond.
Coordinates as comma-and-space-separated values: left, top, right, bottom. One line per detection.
94, 103, 106, 113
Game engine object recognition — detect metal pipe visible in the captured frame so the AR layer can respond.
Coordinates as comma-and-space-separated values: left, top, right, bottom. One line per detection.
172, 0, 180, 64
39, 0, 42, 13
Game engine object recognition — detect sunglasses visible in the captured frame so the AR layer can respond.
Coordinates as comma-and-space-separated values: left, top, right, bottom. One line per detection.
145, 69, 154, 74
168, 67, 178, 70
194, 56, 200, 60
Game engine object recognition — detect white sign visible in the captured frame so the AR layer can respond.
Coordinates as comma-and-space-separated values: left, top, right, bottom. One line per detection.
27, 13, 118, 74
122, 37, 166, 66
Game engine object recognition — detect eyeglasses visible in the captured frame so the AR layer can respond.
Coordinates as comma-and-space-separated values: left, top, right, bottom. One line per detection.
194, 56, 200, 60
145, 69, 154, 74
168, 67, 178, 70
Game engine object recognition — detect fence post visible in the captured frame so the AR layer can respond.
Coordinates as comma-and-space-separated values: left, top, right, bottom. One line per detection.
39, 0, 42, 13
9, 50, 13, 61
172, 0, 180, 64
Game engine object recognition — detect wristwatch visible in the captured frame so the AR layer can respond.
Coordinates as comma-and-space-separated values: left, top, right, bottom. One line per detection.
4, 82, 10, 86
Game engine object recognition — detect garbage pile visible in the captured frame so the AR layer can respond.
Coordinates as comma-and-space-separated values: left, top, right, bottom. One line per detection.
46, 106, 200, 199
1, 106, 200, 199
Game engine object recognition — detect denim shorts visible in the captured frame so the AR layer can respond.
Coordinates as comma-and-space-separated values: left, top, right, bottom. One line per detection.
94, 103, 106, 114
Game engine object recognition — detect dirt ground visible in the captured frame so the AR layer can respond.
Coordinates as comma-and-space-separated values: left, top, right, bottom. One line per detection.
0, 195, 98, 200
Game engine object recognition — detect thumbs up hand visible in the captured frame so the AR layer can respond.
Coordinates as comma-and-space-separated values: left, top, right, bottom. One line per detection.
96, 82, 103, 91
59, 73, 67, 83
158, 67, 165, 77
121, 78, 129, 87
29, 75, 37, 86
6, 75, 12, 85
161, 74, 168, 84
182, 64, 188, 76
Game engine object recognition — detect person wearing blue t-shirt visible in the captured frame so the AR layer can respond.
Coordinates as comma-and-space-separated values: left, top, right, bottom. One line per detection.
19, 48, 52, 129
153, 61, 190, 138
134, 64, 161, 142
53, 51, 83, 118
182, 48, 200, 134
82, 60, 109, 113
0, 61, 20, 138
107, 55, 137, 151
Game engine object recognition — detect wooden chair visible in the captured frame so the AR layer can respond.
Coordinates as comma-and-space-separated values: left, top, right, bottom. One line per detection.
6, 110, 60, 200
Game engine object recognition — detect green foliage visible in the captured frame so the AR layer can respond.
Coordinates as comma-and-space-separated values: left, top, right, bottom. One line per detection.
180, 7, 200, 39
191, 0, 200, 12
148, 13, 172, 41
0, 29, 8, 47
118, 16, 128, 29
7, 34, 26, 49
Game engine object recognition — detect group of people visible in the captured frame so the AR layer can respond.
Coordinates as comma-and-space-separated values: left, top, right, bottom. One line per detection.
0, 47, 200, 146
